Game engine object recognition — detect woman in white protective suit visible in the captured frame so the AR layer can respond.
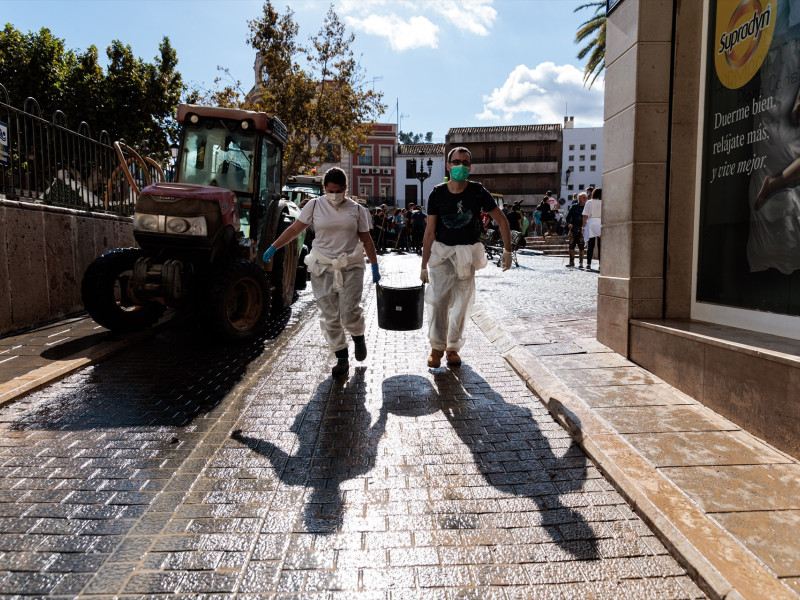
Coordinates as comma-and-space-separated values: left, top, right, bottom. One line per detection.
263, 167, 380, 378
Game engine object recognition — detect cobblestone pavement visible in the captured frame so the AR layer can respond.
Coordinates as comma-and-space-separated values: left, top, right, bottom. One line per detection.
0, 252, 706, 599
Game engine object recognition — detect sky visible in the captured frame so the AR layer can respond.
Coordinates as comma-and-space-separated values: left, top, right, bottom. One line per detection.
2, 0, 605, 143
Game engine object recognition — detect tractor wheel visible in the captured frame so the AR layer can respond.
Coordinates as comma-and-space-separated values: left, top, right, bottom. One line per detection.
81, 248, 166, 332
270, 239, 299, 313
207, 260, 271, 342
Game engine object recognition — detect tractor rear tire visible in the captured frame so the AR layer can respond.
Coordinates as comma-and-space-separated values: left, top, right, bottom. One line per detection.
81, 248, 166, 332
207, 260, 271, 342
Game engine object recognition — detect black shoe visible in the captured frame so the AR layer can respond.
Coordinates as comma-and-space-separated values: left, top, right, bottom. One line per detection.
353, 336, 367, 361
332, 359, 349, 377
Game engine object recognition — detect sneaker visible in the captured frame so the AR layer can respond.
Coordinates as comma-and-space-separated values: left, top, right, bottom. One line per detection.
427, 349, 444, 368
446, 351, 462, 367
332, 358, 349, 377
567, 262, 575, 268
354, 337, 367, 361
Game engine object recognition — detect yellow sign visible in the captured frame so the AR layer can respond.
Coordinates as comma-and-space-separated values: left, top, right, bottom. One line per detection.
714, 0, 777, 89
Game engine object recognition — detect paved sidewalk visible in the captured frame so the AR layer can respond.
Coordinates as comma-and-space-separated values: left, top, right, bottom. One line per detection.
474, 253, 800, 600
0, 254, 707, 599
0, 251, 797, 599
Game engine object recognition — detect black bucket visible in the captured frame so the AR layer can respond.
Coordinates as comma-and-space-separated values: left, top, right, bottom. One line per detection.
376, 282, 424, 331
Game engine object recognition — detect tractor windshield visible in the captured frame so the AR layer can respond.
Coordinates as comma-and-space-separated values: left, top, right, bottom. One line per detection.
180, 120, 255, 193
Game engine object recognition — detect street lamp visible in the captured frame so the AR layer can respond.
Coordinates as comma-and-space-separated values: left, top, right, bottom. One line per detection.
169, 142, 179, 182
414, 151, 433, 209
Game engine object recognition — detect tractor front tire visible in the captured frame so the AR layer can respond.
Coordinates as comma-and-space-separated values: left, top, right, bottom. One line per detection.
81, 248, 166, 332
207, 260, 271, 342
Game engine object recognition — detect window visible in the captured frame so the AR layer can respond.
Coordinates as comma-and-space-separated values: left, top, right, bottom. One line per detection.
568, 184, 574, 191
580, 144, 585, 150
590, 165, 596, 172
359, 184, 372, 199
579, 184, 585, 190
579, 155, 585, 161
358, 146, 372, 166
406, 159, 416, 179
484, 146, 496, 163
569, 144, 575, 150
380, 184, 392, 199
590, 144, 597, 150
508, 177, 520, 191
484, 177, 496, 190
568, 155, 575, 162
510, 145, 522, 161
379, 146, 392, 166
590, 154, 596, 161
579, 166, 585, 172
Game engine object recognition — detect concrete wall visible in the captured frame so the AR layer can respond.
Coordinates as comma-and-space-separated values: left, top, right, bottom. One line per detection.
0, 199, 134, 336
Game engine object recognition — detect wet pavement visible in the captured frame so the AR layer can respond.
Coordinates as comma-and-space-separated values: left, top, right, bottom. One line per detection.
0, 251, 710, 599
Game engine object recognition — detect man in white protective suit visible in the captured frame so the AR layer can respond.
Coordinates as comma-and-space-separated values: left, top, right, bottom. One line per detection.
420, 147, 512, 368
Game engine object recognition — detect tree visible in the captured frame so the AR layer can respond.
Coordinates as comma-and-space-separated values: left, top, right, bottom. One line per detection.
205, 2, 386, 178
0, 25, 184, 159
574, 2, 606, 88
399, 131, 433, 145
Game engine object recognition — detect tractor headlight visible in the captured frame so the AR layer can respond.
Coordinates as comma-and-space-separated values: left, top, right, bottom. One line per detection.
134, 212, 207, 236
134, 213, 160, 232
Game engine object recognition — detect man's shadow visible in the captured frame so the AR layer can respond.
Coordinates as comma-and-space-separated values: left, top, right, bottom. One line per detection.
427, 366, 599, 560
232, 367, 388, 534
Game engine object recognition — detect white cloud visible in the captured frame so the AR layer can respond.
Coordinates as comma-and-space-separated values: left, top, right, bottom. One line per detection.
340, 0, 495, 50
477, 62, 605, 126
432, 0, 497, 36
344, 13, 440, 51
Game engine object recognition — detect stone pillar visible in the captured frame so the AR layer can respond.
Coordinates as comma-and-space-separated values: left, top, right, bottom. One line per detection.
598, 0, 676, 355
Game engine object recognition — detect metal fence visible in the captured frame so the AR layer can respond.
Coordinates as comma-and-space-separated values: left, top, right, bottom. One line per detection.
0, 84, 159, 216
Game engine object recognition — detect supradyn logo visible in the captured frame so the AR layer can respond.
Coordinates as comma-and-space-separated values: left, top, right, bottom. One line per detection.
715, 0, 777, 89
0, 125, 6, 144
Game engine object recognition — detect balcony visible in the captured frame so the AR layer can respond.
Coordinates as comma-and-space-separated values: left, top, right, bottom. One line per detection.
472, 155, 559, 164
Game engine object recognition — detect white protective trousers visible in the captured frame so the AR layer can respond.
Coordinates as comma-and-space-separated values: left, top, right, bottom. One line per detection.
306, 245, 366, 353
425, 241, 488, 352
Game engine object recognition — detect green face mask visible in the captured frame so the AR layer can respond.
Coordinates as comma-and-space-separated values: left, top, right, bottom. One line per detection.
449, 165, 470, 182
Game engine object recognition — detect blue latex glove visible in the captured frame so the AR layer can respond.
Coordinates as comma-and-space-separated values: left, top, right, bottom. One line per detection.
262, 245, 277, 263
371, 263, 381, 284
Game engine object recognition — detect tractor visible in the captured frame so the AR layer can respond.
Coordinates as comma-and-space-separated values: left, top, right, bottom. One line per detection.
81, 104, 307, 342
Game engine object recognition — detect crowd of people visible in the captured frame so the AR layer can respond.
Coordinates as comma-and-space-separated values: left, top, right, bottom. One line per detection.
369, 203, 428, 254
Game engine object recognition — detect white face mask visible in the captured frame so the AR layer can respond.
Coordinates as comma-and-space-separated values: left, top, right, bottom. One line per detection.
326, 192, 346, 207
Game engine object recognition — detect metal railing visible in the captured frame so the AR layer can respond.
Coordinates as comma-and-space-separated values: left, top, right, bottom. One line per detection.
0, 85, 160, 216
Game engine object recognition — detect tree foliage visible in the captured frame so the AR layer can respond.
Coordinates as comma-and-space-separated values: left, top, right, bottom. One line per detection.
574, 2, 606, 88
0, 24, 184, 159
399, 130, 433, 145
205, 2, 386, 179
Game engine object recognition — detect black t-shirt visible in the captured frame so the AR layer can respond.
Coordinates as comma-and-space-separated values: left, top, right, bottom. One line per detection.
506, 209, 522, 232
427, 181, 497, 246
565, 203, 584, 228
410, 210, 427, 229
538, 201, 554, 221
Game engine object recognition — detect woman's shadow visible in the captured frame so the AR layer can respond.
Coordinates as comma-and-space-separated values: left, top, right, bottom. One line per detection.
232, 367, 388, 534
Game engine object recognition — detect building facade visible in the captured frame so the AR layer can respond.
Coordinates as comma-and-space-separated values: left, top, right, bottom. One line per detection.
561, 117, 603, 201
602, 0, 800, 457
349, 123, 397, 206
396, 144, 446, 210
445, 125, 562, 210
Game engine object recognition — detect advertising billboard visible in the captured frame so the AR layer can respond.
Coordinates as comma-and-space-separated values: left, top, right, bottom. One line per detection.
0, 121, 7, 166
699, 0, 800, 316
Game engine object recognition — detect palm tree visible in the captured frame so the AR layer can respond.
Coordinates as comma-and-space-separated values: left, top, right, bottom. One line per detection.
575, 1, 606, 88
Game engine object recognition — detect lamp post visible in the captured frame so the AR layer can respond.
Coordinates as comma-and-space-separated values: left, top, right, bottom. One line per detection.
169, 142, 179, 182
414, 151, 433, 209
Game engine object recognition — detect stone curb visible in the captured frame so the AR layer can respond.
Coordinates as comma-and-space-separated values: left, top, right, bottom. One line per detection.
472, 308, 796, 600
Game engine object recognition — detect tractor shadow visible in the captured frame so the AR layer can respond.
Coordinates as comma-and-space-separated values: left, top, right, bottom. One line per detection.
9, 302, 302, 432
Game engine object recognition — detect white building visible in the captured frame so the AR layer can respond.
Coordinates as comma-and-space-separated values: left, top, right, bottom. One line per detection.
560, 117, 603, 203
396, 144, 446, 210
